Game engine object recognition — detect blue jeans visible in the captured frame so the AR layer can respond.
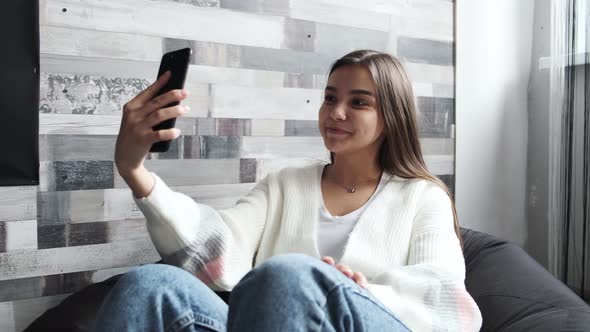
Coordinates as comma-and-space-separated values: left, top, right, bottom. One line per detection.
94, 254, 411, 332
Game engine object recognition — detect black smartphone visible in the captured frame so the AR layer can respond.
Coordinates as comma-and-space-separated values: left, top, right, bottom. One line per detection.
149, 47, 192, 153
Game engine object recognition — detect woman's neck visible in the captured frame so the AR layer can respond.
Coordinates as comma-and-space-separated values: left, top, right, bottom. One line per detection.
325, 153, 383, 186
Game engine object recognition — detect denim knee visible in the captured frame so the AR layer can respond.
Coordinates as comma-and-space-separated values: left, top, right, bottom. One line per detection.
121, 264, 189, 283
257, 253, 325, 276
116, 264, 210, 295
232, 253, 345, 298
114, 264, 226, 317
95, 264, 229, 332
227, 254, 358, 331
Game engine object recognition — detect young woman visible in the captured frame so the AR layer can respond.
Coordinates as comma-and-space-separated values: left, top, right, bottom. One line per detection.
95, 50, 482, 331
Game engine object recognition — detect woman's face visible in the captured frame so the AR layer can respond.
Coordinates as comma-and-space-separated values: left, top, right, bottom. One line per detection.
319, 65, 385, 157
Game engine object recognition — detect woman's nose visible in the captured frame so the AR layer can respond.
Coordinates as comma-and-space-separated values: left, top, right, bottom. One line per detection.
330, 104, 347, 121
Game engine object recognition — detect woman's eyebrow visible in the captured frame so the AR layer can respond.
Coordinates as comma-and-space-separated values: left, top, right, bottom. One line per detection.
350, 89, 374, 97
325, 86, 375, 97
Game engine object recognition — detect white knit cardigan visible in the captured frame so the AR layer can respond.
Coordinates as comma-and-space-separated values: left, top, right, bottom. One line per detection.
134, 163, 482, 332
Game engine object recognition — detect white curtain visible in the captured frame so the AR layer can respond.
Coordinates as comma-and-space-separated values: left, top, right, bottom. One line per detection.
547, 0, 590, 300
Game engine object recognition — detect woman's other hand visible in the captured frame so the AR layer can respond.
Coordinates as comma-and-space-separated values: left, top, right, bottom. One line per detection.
321, 256, 368, 288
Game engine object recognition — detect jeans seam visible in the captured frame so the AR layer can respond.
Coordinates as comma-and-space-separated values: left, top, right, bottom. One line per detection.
165, 311, 194, 332
165, 310, 224, 332
321, 282, 411, 331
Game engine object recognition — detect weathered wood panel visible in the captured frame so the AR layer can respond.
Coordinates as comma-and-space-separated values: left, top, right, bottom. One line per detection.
0, 187, 37, 222
0, 238, 159, 281
37, 183, 254, 225
0, 266, 131, 302
0, 220, 37, 252
40, 25, 163, 62
210, 85, 322, 120
42, 0, 285, 49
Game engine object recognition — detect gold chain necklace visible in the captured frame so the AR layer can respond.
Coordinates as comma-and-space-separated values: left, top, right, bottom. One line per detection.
330, 173, 383, 193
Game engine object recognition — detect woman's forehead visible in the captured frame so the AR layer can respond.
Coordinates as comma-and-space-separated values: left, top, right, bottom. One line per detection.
327, 66, 376, 94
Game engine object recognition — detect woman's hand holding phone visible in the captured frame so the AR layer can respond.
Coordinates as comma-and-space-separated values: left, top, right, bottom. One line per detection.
114, 71, 190, 198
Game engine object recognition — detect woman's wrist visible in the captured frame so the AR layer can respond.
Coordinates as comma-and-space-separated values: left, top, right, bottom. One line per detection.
118, 165, 156, 199
117, 164, 143, 179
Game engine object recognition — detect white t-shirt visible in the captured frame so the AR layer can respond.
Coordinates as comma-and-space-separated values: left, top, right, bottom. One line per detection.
318, 172, 392, 262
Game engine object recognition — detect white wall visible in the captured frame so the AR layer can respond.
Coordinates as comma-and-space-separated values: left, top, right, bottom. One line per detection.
526, 0, 551, 268
456, 0, 534, 247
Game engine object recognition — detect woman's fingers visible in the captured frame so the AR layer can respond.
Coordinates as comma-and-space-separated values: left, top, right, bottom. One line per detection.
140, 89, 189, 118
150, 128, 182, 144
321, 258, 366, 288
144, 105, 189, 129
321, 256, 335, 266
126, 71, 171, 110
335, 264, 353, 278
352, 272, 368, 288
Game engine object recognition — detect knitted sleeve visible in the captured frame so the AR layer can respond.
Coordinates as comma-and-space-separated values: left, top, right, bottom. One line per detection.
366, 183, 482, 332
133, 173, 269, 291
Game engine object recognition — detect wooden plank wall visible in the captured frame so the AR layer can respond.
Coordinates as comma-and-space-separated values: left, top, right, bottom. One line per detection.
0, 0, 455, 330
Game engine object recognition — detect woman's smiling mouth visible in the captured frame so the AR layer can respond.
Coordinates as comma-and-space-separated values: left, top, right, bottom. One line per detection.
326, 127, 351, 135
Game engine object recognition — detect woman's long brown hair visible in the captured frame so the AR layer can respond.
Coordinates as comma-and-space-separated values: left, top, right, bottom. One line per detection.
328, 50, 463, 249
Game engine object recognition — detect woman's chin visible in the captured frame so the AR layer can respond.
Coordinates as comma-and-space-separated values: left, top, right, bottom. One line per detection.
323, 142, 348, 154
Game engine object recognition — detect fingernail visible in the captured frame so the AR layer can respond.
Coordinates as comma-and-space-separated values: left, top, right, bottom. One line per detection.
184, 105, 191, 112
182, 89, 189, 97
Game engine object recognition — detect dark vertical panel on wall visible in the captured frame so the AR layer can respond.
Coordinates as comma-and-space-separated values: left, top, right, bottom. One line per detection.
0, 0, 40, 185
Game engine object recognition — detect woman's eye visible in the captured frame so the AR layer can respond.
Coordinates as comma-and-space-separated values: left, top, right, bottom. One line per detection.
352, 99, 368, 107
324, 95, 336, 103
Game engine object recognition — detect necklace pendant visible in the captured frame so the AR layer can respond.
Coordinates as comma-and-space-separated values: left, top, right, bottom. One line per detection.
347, 187, 356, 193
